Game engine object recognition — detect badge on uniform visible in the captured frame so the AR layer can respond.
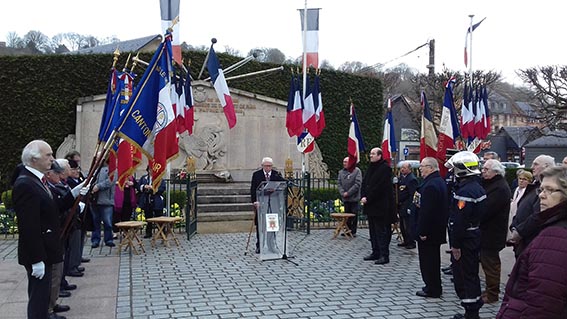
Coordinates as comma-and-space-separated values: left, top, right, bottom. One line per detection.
413, 192, 421, 208
457, 200, 466, 210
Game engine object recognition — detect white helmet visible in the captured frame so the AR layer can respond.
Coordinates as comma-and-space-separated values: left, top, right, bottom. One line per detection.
445, 151, 481, 178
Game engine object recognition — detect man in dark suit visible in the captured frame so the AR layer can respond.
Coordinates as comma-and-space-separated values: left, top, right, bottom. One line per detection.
12, 140, 63, 319
250, 157, 285, 254
397, 161, 418, 249
414, 157, 449, 299
138, 166, 166, 239
361, 147, 395, 265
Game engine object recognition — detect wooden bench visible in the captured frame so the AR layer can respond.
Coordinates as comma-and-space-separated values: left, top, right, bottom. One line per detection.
114, 221, 146, 254
146, 216, 183, 247
330, 213, 356, 239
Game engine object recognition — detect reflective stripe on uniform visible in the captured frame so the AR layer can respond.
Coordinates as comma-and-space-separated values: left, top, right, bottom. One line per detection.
453, 194, 486, 203
461, 296, 481, 303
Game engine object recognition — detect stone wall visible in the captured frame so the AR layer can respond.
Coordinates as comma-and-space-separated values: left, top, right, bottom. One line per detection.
58, 81, 329, 181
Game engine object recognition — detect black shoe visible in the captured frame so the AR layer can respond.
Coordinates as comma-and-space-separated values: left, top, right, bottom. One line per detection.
363, 254, 380, 261
443, 268, 453, 275
441, 265, 452, 272
76, 266, 85, 272
374, 257, 389, 265
48, 313, 66, 319
91, 242, 99, 248
405, 244, 416, 249
61, 283, 77, 291
143, 234, 152, 239
53, 304, 70, 313
67, 270, 84, 277
397, 242, 408, 247
58, 290, 71, 298
255, 247, 260, 254
105, 241, 115, 247
415, 290, 441, 298
81, 257, 90, 263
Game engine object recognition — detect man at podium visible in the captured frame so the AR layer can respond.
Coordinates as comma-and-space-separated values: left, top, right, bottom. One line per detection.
250, 157, 285, 254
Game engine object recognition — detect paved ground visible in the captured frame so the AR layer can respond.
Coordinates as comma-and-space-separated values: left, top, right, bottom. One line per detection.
0, 229, 514, 318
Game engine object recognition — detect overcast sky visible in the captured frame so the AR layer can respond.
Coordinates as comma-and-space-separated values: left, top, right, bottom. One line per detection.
1, 0, 565, 85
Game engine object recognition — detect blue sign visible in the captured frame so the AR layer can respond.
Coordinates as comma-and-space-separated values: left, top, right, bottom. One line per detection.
403, 147, 409, 156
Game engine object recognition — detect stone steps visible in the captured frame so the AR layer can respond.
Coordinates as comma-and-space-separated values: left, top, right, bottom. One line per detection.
196, 182, 254, 232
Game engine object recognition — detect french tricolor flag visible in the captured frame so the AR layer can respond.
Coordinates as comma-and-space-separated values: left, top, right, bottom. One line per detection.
347, 102, 365, 170
436, 77, 460, 166
420, 91, 438, 161
300, 8, 320, 69
207, 46, 237, 129
381, 98, 397, 165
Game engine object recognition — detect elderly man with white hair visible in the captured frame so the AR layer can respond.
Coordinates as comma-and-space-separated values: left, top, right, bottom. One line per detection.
509, 154, 555, 257
479, 159, 511, 304
250, 157, 285, 254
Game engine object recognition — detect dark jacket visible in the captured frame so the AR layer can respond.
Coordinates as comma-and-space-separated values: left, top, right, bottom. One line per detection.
397, 172, 418, 216
481, 174, 511, 250
338, 167, 362, 203
250, 169, 285, 203
449, 176, 486, 249
496, 200, 567, 319
48, 181, 77, 227
138, 175, 166, 212
13, 168, 64, 267
510, 182, 540, 256
361, 159, 395, 222
414, 171, 448, 245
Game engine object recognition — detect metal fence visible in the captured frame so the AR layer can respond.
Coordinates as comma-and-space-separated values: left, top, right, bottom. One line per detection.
286, 173, 366, 234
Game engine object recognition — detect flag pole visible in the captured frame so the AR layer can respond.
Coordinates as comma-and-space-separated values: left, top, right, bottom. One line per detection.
301, 0, 308, 176
468, 14, 474, 88
198, 38, 216, 79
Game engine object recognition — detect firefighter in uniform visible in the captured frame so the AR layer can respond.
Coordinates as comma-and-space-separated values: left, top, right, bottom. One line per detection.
445, 151, 486, 319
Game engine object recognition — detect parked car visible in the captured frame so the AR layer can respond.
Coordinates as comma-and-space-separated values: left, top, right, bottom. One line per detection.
397, 160, 420, 169
500, 162, 522, 169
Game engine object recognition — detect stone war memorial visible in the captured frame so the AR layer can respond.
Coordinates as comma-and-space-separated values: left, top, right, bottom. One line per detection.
56, 80, 329, 181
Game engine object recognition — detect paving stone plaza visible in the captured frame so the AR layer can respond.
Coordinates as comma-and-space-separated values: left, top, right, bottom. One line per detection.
0, 229, 510, 318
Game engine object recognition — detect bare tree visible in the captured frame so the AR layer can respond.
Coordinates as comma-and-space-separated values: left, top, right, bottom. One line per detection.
23, 30, 51, 53
6, 32, 24, 48
319, 59, 335, 71
224, 46, 242, 57
518, 66, 567, 131
249, 47, 286, 64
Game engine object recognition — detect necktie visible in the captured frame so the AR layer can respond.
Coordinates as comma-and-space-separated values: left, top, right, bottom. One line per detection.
41, 176, 52, 198
265, 173, 270, 181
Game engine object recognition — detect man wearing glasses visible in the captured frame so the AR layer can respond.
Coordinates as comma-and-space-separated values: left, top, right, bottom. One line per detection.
250, 157, 285, 254
414, 157, 448, 299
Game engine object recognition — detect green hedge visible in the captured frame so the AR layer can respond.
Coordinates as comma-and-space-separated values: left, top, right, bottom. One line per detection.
0, 52, 383, 193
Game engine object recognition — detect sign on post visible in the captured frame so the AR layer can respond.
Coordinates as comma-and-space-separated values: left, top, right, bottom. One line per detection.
297, 132, 315, 153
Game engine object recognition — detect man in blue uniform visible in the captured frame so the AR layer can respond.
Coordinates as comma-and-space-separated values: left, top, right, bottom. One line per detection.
445, 151, 486, 319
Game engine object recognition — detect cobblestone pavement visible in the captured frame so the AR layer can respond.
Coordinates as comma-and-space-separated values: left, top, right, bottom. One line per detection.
0, 229, 510, 318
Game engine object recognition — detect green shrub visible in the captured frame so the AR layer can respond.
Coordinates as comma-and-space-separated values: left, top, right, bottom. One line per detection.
169, 190, 187, 209
1, 190, 12, 210
310, 188, 338, 202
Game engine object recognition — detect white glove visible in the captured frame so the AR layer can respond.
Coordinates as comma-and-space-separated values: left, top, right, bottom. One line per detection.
71, 181, 86, 198
31, 261, 45, 280
78, 202, 86, 213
